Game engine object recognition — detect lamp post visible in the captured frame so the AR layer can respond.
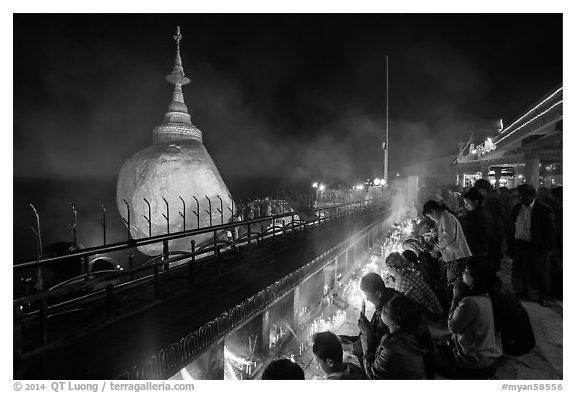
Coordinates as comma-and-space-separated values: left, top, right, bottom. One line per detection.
383, 55, 389, 186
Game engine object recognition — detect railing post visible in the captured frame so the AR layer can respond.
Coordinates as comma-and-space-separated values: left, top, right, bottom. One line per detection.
162, 197, 170, 235
163, 240, 170, 272
179, 196, 186, 232
29, 202, 43, 262
193, 196, 200, 229
205, 196, 213, 227
189, 240, 195, 287
216, 195, 224, 225
99, 200, 107, 246
143, 198, 152, 238
214, 230, 220, 276
228, 194, 234, 219
231, 224, 237, 246
128, 253, 134, 281
83, 255, 90, 280
247, 222, 251, 246
68, 200, 78, 249
122, 199, 131, 241
282, 219, 286, 240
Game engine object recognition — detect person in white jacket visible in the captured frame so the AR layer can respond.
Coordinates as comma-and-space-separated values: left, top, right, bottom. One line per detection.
423, 200, 472, 314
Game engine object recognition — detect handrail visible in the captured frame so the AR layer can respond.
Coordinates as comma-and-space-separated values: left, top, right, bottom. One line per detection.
13, 199, 377, 343
14, 199, 372, 271
14, 201, 369, 309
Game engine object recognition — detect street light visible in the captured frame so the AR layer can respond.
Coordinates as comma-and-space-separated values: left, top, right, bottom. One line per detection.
319, 184, 325, 191
374, 178, 381, 186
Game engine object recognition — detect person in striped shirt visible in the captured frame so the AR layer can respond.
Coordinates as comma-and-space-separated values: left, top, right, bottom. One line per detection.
384, 252, 443, 317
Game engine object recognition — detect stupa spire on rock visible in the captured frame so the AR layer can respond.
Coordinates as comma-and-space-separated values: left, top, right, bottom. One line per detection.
117, 25, 233, 255
152, 26, 202, 144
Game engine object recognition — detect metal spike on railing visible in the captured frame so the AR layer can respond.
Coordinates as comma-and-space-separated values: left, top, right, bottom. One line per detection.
227, 194, 234, 218
68, 200, 78, 248
205, 196, 212, 227
143, 198, 152, 238
179, 196, 186, 231
29, 203, 43, 259
192, 196, 200, 229
162, 197, 170, 234
122, 199, 131, 240
98, 200, 107, 245
216, 195, 224, 225
29, 203, 43, 291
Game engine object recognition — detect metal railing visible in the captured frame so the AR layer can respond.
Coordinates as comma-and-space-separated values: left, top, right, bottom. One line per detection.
119, 208, 391, 379
14, 196, 379, 356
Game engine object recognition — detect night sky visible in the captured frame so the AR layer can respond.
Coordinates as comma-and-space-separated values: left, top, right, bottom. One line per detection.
14, 13, 563, 191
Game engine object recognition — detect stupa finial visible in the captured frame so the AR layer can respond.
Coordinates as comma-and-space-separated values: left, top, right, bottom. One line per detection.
153, 25, 202, 144
166, 26, 189, 86
173, 25, 182, 51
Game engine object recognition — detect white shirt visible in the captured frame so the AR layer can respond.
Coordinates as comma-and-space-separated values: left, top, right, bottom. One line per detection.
514, 199, 534, 242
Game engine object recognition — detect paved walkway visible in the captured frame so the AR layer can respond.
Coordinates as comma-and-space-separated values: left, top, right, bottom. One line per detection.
494, 257, 562, 379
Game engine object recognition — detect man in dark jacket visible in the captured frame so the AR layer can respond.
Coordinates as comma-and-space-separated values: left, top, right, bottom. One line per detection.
461, 187, 494, 259
474, 179, 506, 271
510, 184, 555, 307
495, 288, 535, 356
339, 273, 399, 367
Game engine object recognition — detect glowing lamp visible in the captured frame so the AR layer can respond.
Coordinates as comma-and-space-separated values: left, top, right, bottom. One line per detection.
312, 182, 318, 188
373, 178, 381, 185
319, 184, 325, 191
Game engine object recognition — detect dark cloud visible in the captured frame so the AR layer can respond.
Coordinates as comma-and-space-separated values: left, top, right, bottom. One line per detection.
13, 13, 563, 190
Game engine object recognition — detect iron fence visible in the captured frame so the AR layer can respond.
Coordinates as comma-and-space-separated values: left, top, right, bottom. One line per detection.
14, 195, 379, 356
119, 208, 388, 379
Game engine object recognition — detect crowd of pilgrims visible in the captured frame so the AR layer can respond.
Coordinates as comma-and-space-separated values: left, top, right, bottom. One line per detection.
261, 179, 563, 380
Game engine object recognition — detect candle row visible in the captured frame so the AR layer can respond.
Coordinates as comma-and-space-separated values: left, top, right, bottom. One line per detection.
307, 310, 347, 340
